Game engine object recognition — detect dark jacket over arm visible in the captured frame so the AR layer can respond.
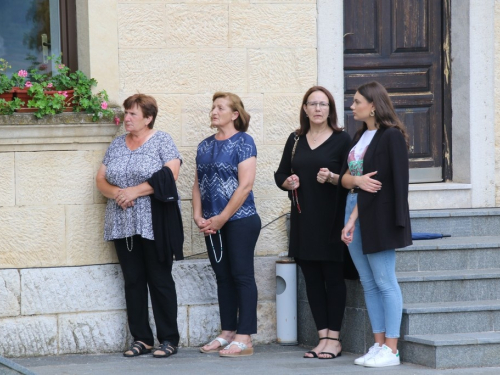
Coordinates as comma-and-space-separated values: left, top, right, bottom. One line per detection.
339, 127, 412, 254
147, 166, 184, 264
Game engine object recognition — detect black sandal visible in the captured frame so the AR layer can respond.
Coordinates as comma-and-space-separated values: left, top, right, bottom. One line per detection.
153, 340, 178, 358
303, 337, 328, 359
318, 337, 342, 360
123, 341, 152, 357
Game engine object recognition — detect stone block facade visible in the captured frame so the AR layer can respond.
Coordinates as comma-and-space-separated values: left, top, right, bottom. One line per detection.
0, 118, 283, 358
0, 258, 278, 357
112, 0, 314, 261
495, 1, 500, 205
0, 0, 317, 357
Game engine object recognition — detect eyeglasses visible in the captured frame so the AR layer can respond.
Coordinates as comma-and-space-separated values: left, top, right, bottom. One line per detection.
306, 101, 329, 108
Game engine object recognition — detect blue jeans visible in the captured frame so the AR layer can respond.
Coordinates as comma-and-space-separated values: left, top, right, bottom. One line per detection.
344, 193, 403, 338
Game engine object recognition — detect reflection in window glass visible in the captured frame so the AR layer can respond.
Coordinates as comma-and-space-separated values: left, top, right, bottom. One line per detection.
0, 0, 61, 76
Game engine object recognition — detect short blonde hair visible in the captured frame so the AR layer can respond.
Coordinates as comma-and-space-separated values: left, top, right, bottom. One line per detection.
212, 92, 251, 132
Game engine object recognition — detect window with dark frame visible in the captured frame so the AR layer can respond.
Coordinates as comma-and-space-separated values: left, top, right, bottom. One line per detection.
0, 0, 77, 75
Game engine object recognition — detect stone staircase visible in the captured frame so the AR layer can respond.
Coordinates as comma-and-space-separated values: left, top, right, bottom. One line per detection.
399, 208, 500, 368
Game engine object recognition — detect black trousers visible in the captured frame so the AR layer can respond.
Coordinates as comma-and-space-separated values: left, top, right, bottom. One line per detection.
296, 259, 346, 332
115, 235, 179, 346
205, 214, 261, 335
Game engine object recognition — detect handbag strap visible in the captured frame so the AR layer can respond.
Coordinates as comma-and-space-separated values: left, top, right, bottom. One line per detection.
290, 133, 299, 174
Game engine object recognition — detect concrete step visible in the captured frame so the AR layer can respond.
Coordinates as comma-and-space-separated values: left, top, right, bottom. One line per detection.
410, 208, 500, 237
401, 331, 500, 369
396, 236, 500, 272
397, 268, 500, 304
402, 300, 500, 335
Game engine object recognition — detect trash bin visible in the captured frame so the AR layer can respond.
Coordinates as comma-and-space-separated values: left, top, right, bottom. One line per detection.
276, 256, 298, 345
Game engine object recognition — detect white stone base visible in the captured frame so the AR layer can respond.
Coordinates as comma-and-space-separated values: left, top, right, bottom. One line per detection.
0, 257, 278, 357
409, 183, 473, 209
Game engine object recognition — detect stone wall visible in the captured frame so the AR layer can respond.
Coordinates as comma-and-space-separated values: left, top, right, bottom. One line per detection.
495, 0, 500, 205
78, 1, 316, 256
0, 259, 277, 357
0, 114, 282, 356
111, 0, 316, 261
2, 0, 319, 357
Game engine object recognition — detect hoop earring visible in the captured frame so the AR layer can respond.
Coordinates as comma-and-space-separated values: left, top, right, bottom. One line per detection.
369, 110, 375, 117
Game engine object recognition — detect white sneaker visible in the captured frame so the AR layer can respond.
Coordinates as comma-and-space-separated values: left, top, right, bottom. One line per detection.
353, 343, 381, 366
364, 344, 400, 367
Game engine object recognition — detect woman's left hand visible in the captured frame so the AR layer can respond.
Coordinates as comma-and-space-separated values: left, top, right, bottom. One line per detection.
115, 187, 137, 210
317, 168, 331, 184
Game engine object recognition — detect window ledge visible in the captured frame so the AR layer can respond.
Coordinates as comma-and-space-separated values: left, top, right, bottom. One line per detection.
0, 112, 121, 151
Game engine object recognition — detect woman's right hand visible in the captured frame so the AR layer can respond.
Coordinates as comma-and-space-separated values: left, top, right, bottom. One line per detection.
357, 171, 382, 193
194, 216, 212, 236
283, 174, 300, 190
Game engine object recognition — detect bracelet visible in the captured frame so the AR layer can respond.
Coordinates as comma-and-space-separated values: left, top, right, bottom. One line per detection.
329, 172, 336, 185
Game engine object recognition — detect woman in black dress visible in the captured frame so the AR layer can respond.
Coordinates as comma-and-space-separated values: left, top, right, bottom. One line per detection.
275, 86, 351, 359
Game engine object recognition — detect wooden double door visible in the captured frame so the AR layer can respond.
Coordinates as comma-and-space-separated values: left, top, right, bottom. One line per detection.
344, 0, 450, 182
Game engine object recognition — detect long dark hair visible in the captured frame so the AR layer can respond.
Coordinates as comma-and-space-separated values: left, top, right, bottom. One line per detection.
297, 86, 342, 136
356, 81, 409, 147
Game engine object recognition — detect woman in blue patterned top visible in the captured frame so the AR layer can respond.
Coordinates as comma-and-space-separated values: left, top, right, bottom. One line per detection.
193, 92, 261, 357
96, 94, 183, 359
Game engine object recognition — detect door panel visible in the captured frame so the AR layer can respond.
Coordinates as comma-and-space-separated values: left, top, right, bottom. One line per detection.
344, 0, 443, 181
396, 107, 431, 158
393, 0, 429, 52
344, 0, 378, 54
345, 68, 430, 92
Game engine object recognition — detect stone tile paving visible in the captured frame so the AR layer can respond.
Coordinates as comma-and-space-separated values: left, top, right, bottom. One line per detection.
12, 344, 500, 375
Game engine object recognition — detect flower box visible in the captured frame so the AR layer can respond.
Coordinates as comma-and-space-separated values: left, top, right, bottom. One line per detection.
0, 55, 114, 121
13, 88, 33, 108
0, 91, 14, 102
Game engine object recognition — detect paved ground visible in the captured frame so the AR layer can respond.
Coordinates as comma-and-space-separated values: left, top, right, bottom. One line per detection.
9, 344, 500, 375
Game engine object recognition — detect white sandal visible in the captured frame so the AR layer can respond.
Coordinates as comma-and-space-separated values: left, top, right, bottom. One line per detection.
219, 341, 254, 357
200, 337, 230, 353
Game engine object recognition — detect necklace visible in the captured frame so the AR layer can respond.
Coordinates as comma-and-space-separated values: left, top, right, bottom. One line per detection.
124, 153, 133, 251
309, 127, 329, 143
123, 189, 134, 252
209, 230, 223, 263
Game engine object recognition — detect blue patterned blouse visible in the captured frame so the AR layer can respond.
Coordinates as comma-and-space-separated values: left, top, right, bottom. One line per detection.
196, 132, 257, 221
